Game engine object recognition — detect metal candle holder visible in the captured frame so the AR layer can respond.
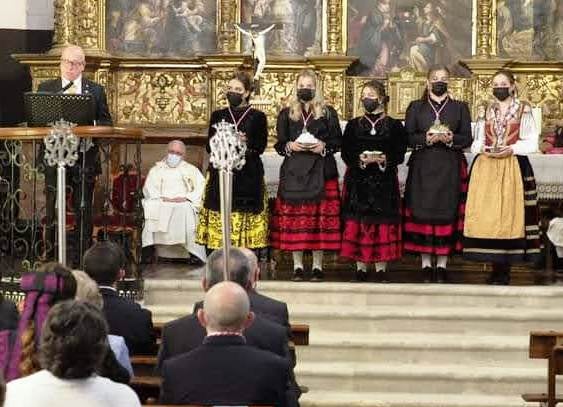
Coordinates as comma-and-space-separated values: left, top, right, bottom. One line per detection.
209, 120, 247, 280
44, 120, 79, 266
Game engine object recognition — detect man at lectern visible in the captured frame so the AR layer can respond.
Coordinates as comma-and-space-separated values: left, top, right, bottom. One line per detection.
39, 44, 112, 265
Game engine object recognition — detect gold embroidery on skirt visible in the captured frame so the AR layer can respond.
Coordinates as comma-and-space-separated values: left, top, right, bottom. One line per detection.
464, 155, 525, 239
196, 185, 269, 249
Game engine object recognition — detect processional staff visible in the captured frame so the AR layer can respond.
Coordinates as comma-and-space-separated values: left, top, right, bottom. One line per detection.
209, 120, 247, 279
43, 120, 79, 266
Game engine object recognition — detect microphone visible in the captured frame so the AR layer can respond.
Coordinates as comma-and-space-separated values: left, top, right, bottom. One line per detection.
58, 81, 74, 94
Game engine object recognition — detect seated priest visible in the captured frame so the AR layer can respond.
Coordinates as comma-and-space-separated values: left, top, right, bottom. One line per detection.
142, 140, 206, 262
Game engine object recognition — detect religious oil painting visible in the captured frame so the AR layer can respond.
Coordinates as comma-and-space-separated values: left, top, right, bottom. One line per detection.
241, 0, 322, 56
497, 0, 563, 60
106, 0, 217, 57
347, 0, 474, 76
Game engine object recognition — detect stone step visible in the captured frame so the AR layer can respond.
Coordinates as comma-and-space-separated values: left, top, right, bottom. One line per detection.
143, 280, 563, 309
295, 362, 553, 396
147, 303, 563, 336
299, 390, 531, 407
297, 332, 542, 367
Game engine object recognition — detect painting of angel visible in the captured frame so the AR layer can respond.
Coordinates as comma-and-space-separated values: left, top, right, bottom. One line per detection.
106, 0, 217, 56
348, 0, 473, 76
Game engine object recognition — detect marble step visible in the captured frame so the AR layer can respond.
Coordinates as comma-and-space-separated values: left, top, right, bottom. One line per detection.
299, 390, 531, 407
295, 362, 552, 396
143, 280, 563, 309
297, 332, 541, 367
147, 303, 563, 335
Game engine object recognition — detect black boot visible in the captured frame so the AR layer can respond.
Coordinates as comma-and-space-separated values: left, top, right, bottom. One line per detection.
436, 267, 447, 283
422, 266, 434, 283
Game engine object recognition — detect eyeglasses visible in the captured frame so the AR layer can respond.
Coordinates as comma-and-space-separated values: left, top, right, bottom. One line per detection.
60, 59, 85, 68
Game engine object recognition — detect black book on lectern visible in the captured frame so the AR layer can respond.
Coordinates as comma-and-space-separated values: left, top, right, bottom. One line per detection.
24, 92, 95, 127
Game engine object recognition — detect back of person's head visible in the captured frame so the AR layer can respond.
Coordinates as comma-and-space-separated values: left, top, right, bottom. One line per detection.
4, 263, 77, 381
204, 248, 253, 290
83, 241, 125, 286
39, 300, 108, 379
71, 270, 103, 308
200, 281, 253, 333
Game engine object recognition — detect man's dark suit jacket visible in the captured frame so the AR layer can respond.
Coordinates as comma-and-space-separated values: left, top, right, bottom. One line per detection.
37, 77, 112, 125
160, 335, 289, 407
100, 287, 156, 355
157, 312, 288, 372
0, 297, 19, 331
194, 289, 290, 329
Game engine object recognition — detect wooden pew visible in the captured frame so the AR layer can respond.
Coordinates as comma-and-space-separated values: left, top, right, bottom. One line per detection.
151, 322, 309, 346
522, 331, 563, 407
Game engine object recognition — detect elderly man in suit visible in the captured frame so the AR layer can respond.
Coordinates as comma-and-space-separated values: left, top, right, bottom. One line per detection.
159, 247, 301, 406
160, 281, 289, 407
193, 247, 290, 329
38, 44, 112, 265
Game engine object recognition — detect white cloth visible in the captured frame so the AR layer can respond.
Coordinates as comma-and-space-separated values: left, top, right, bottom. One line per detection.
5, 370, 141, 407
62, 75, 83, 94
548, 218, 563, 258
108, 335, 133, 377
470, 103, 539, 155
142, 160, 206, 261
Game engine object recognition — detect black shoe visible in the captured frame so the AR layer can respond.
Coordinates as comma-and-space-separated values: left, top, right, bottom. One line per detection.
291, 268, 304, 282
376, 270, 389, 283
311, 268, 324, 282
488, 270, 511, 285
436, 267, 447, 283
422, 266, 433, 283
354, 270, 368, 282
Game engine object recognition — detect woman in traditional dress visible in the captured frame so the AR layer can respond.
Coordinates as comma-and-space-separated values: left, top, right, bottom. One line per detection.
463, 69, 541, 285
403, 65, 472, 283
270, 69, 342, 282
196, 71, 269, 255
340, 80, 407, 282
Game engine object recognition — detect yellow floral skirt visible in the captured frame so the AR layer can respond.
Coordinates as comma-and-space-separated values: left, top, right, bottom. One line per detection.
196, 188, 269, 250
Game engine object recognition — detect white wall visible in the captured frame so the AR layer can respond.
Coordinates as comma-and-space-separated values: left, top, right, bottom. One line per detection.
0, 0, 54, 30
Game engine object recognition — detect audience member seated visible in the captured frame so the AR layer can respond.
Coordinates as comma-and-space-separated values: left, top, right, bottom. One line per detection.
159, 281, 289, 407
4, 301, 141, 407
72, 269, 133, 381
194, 248, 290, 330
142, 140, 206, 262
0, 295, 18, 331
1, 263, 76, 381
158, 248, 290, 367
83, 241, 156, 355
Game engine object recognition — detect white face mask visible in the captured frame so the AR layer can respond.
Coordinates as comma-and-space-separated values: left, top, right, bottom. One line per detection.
166, 153, 182, 168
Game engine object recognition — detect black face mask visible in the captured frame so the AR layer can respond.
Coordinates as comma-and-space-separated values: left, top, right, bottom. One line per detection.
297, 88, 315, 102
362, 98, 380, 113
493, 87, 511, 101
431, 81, 448, 96
227, 91, 244, 107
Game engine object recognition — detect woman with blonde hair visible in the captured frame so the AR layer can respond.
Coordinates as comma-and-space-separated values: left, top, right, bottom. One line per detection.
270, 69, 343, 281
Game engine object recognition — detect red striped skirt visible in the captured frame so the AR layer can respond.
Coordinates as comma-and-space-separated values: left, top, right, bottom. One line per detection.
270, 178, 341, 251
403, 157, 468, 256
340, 221, 402, 262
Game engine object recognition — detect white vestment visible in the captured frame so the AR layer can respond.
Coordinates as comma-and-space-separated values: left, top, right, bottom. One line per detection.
142, 160, 206, 261
548, 218, 563, 258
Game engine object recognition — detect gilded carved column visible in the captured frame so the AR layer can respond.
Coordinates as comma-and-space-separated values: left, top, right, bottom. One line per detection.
475, 0, 494, 58
325, 0, 344, 54
218, 0, 240, 53
51, 0, 75, 51
51, 0, 105, 55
